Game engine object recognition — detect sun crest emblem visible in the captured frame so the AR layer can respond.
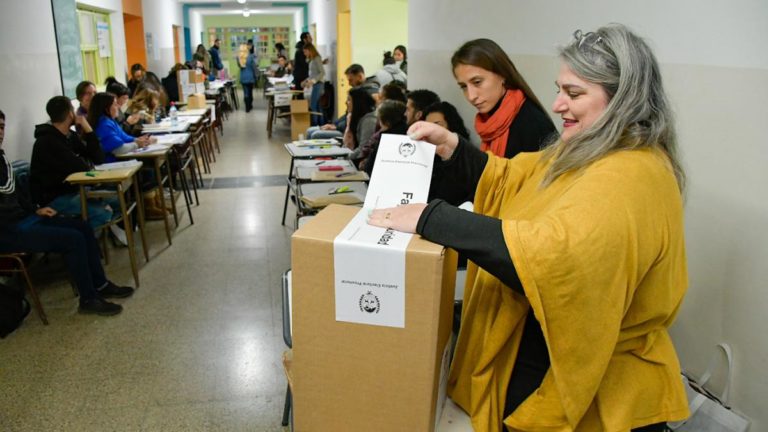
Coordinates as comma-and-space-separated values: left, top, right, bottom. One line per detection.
359, 291, 380, 314
398, 141, 416, 158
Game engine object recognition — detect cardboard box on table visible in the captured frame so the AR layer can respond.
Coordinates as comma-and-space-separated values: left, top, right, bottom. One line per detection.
291, 204, 458, 432
290, 99, 310, 141
177, 69, 206, 103
187, 94, 207, 109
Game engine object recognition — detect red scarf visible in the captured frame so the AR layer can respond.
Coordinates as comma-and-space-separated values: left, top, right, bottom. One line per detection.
475, 89, 526, 157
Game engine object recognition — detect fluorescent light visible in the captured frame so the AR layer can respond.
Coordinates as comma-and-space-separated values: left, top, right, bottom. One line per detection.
242, 8, 251, 17
236, 0, 246, 4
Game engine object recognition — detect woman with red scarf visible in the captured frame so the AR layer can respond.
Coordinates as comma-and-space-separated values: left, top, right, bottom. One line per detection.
454, 39, 555, 159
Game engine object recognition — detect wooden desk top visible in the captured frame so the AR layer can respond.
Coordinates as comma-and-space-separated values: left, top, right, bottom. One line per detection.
65, 164, 141, 184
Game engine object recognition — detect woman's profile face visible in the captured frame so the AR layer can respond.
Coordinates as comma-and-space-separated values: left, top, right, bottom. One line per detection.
393, 49, 404, 62
552, 63, 609, 143
116, 95, 129, 107
454, 64, 506, 114
425, 111, 448, 129
108, 98, 119, 118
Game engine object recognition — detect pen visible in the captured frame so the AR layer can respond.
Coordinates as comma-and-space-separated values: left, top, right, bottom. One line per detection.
335, 172, 354, 178
315, 160, 325, 165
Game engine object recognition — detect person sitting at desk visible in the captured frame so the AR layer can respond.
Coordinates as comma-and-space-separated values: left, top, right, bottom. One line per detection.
0, 109, 133, 316
105, 78, 143, 137
270, 55, 288, 78
127, 88, 162, 128
30, 96, 120, 232
358, 99, 408, 175
75, 80, 96, 118
88, 93, 167, 220
162, 63, 188, 106
306, 64, 378, 140
344, 87, 377, 162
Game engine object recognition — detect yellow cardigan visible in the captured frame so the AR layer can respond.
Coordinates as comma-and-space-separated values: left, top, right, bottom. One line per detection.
447, 148, 690, 431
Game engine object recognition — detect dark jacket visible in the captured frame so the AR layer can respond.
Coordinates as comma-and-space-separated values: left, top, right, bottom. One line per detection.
363, 121, 409, 176
30, 123, 105, 206
210, 45, 224, 72
293, 41, 308, 89
0, 153, 32, 227
428, 99, 556, 205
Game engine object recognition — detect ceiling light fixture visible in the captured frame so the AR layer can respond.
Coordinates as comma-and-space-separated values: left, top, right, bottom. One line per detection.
242, 8, 251, 17
236, 0, 246, 4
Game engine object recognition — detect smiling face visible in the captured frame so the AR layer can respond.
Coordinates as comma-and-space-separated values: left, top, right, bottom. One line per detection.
552, 63, 609, 143
454, 64, 506, 115
80, 84, 96, 109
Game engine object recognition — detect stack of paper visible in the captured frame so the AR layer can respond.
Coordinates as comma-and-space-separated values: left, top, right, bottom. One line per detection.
94, 160, 142, 170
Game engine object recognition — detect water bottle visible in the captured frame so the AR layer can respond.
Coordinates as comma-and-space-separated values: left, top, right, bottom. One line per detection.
169, 102, 178, 126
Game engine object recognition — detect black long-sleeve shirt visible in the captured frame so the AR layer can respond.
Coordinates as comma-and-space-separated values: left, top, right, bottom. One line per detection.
30, 123, 105, 206
416, 137, 550, 416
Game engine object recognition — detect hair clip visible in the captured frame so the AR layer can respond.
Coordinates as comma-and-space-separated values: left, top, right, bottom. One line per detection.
574, 29, 603, 48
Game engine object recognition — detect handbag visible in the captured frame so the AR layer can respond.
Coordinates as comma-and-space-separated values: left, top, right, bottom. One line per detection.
669, 343, 750, 431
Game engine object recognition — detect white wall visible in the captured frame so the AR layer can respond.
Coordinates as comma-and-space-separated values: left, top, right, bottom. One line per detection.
410, 0, 768, 429
79, 0, 128, 83
141, 0, 185, 76
0, 0, 62, 160
350, 0, 407, 79
190, 10, 204, 49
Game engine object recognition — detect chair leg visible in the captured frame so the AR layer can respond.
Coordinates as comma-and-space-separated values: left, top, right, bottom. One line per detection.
281, 384, 292, 427
12, 256, 48, 325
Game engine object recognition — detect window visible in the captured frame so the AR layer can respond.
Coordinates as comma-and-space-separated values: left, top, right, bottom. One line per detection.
77, 8, 115, 86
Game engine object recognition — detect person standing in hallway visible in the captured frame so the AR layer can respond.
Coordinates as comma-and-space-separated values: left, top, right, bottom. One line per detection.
239, 39, 259, 113
302, 42, 325, 126
210, 39, 224, 78
0, 109, 133, 316
394, 44, 408, 74
453, 38, 556, 159
292, 32, 312, 90
369, 24, 689, 432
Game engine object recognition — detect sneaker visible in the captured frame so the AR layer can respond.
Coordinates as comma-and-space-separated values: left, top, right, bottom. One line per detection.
78, 298, 123, 316
98, 281, 135, 299
109, 224, 128, 246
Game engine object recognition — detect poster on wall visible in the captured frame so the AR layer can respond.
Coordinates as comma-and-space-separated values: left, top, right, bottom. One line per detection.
145, 32, 154, 59
97, 21, 111, 58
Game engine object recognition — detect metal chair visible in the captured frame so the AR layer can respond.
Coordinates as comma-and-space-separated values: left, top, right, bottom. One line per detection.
0, 253, 47, 325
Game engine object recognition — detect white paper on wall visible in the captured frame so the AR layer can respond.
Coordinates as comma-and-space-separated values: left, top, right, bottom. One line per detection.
333, 134, 435, 328
97, 21, 110, 58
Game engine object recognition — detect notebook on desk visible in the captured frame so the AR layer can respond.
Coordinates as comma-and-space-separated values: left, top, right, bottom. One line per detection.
94, 160, 142, 170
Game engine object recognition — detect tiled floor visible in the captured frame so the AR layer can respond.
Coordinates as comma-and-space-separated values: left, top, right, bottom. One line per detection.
0, 94, 299, 431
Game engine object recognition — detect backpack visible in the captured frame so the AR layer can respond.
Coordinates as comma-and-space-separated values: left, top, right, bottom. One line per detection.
0, 281, 30, 338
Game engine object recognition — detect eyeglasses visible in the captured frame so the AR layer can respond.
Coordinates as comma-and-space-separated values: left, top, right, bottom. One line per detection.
573, 30, 603, 48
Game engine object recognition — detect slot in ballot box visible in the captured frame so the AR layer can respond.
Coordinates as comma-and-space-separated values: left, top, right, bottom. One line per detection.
291, 204, 458, 431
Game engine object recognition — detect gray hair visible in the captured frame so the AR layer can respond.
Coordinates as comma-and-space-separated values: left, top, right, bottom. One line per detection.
542, 24, 685, 193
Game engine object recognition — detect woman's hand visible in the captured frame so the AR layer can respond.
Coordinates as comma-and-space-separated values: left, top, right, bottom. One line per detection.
135, 135, 151, 148
367, 204, 428, 234
126, 113, 141, 125
36, 207, 57, 217
74, 115, 93, 133
407, 121, 460, 161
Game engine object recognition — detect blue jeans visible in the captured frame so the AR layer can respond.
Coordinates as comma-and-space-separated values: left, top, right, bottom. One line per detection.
48, 193, 118, 230
0, 215, 108, 302
306, 127, 342, 140
309, 82, 325, 126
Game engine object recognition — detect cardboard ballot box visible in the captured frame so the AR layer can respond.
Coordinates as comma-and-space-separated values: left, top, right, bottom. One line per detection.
291, 204, 457, 432
177, 69, 206, 103
290, 99, 310, 141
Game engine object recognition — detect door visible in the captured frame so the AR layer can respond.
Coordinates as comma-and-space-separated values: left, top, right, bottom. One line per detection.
172, 25, 181, 64
336, 11, 351, 117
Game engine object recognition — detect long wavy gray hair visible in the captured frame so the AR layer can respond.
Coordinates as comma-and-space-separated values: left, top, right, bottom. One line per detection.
542, 24, 685, 193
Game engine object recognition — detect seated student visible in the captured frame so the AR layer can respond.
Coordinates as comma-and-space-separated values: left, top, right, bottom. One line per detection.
372, 51, 407, 88
344, 88, 377, 162
88, 93, 167, 220
358, 100, 408, 174
127, 88, 162, 127
270, 55, 288, 78
130, 64, 169, 113
0, 110, 132, 316
30, 96, 120, 231
405, 89, 440, 126
105, 77, 143, 137
378, 81, 408, 106
127, 63, 161, 98
75, 80, 97, 118
306, 64, 378, 140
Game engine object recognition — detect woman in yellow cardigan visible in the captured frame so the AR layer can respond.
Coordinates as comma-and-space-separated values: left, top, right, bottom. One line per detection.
369, 24, 689, 431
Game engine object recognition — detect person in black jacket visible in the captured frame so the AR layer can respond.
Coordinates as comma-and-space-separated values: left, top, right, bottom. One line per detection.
292, 32, 312, 90
0, 109, 132, 316
30, 96, 117, 230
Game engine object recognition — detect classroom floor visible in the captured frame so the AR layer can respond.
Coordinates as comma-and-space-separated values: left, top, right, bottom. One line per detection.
0, 93, 298, 431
